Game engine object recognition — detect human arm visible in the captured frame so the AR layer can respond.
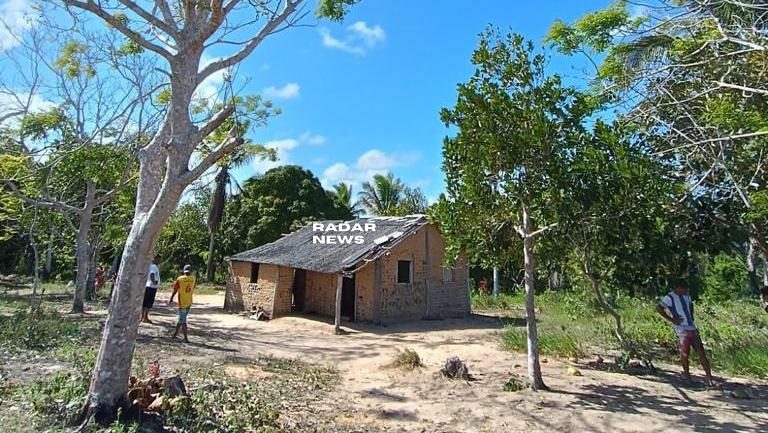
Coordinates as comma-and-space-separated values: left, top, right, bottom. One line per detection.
169, 280, 179, 304
656, 303, 683, 325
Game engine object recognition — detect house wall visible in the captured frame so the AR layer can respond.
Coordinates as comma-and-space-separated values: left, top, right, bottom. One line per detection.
303, 270, 337, 316
355, 262, 375, 322
378, 227, 428, 321
361, 224, 469, 322
225, 261, 279, 316
273, 266, 295, 317
424, 224, 470, 319
224, 260, 249, 312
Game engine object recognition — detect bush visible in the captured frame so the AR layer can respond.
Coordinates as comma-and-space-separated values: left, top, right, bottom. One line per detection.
703, 253, 748, 302
0, 305, 82, 350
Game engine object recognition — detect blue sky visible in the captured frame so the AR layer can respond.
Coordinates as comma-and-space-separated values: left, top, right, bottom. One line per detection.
0, 0, 615, 201
221, 0, 615, 202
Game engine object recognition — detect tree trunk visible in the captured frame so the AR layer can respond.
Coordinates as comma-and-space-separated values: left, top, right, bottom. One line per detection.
747, 239, 760, 295
585, 267, 627, 347
762, 252, 768, 288
44, 230, 53, 280
109, 243, 123, 278
86, 239, 102, 300
493, 266, 500, 297
206, 230, 216, 283
82, 117, 189, 423
521, 205, 545, 390
73, 183, 96, 313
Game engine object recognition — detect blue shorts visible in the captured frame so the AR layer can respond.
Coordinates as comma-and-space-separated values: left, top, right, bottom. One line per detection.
177, 307, 190, 324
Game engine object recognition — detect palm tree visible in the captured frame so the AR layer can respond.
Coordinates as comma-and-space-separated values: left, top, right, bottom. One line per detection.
332, 182, 362, 217
358, 172, 406, 216
206, 144, 274, 282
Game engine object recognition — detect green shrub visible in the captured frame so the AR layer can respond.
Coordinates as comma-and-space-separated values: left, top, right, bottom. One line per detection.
0, 305, 81, 350
703, 253, 748, 302
18, 369, 90, 426
502, 327, 586, 359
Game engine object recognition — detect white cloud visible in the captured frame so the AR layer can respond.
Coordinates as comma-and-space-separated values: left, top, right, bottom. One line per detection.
629, 4, 650, 20
349, 21, 386, 47
262, 82, 300, 100
320, 149, 419, 190
319, 28, 364, 55
251, 131, 326, 173
0, 91, 55, 126
252, 138, 299, 173
0, 0, 38, 51
195, 55, 227, 101
299, 131, 326, 146
319, 21, 386, 55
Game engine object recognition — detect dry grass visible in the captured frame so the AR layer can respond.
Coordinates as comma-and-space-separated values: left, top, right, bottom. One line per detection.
385, 348, 424, 371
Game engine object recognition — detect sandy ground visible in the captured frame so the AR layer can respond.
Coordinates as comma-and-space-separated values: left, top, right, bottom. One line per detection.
89, 292, 768, 432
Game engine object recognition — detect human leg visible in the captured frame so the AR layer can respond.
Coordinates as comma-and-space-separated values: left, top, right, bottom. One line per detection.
679, 331, 693, 380
142, 287, 157, 323
691, 332, 714, 384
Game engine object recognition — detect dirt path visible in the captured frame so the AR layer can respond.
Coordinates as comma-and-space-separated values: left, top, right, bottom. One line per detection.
131, 292, 768, 433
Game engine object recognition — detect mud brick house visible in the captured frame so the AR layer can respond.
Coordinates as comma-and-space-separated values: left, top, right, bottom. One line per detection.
225, 215, 470, 324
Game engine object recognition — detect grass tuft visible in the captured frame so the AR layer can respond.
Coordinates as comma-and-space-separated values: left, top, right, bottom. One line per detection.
386, 348, 424, 370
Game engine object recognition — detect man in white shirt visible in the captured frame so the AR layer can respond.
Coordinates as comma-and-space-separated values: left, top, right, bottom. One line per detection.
656, 279, 714, 386
141, 254, 161, 324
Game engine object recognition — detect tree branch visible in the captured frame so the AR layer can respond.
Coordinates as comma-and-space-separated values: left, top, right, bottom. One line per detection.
196, 104, 235, 141
62, 0, 173, 59
527, 222, 558, 238
197, 0, 300, 83
716, 81, 768, 95
153, 0, 177, 29
2, 180, 82, 215
182, 133, 244, 184
117, 0, 178, 37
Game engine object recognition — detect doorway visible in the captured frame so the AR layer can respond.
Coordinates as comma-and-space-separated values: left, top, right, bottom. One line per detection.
341, 274, 355, 322
292, 269, 306, 312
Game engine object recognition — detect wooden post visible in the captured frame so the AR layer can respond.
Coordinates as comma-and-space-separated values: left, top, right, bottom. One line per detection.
424, 226, 431, 319
334, 273, 343, 335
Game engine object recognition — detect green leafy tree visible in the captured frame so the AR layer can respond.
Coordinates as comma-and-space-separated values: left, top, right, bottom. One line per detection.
547, 0, 768, 266
332, 182, 362, 217
437, 29, 590, 390
359, 172, 428, 216
220, 165, 353, 257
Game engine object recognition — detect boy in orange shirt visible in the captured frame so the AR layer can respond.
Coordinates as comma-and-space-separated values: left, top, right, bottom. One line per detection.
169, 265, 196, 343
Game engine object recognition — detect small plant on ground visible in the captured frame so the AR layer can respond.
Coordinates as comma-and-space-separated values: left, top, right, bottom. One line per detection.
387, 348, 424, 370
503, 377, 529, 392
0, 305, 82, 351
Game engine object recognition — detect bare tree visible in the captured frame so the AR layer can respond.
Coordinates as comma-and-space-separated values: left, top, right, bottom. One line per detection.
1, 18, 159, 313
35, 0, 360, 423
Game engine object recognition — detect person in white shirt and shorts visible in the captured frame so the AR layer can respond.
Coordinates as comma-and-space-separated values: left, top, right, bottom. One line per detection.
656, 279, 714, 386
141, 255, 161, 324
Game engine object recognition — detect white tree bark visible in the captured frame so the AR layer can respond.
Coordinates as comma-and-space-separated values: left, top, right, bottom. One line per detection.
52, 0, 320, 423
72, 181, 96, 313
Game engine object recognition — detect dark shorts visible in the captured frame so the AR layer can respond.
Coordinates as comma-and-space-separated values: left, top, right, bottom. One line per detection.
679, 330, 704, 355
143, 286, 158, 309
